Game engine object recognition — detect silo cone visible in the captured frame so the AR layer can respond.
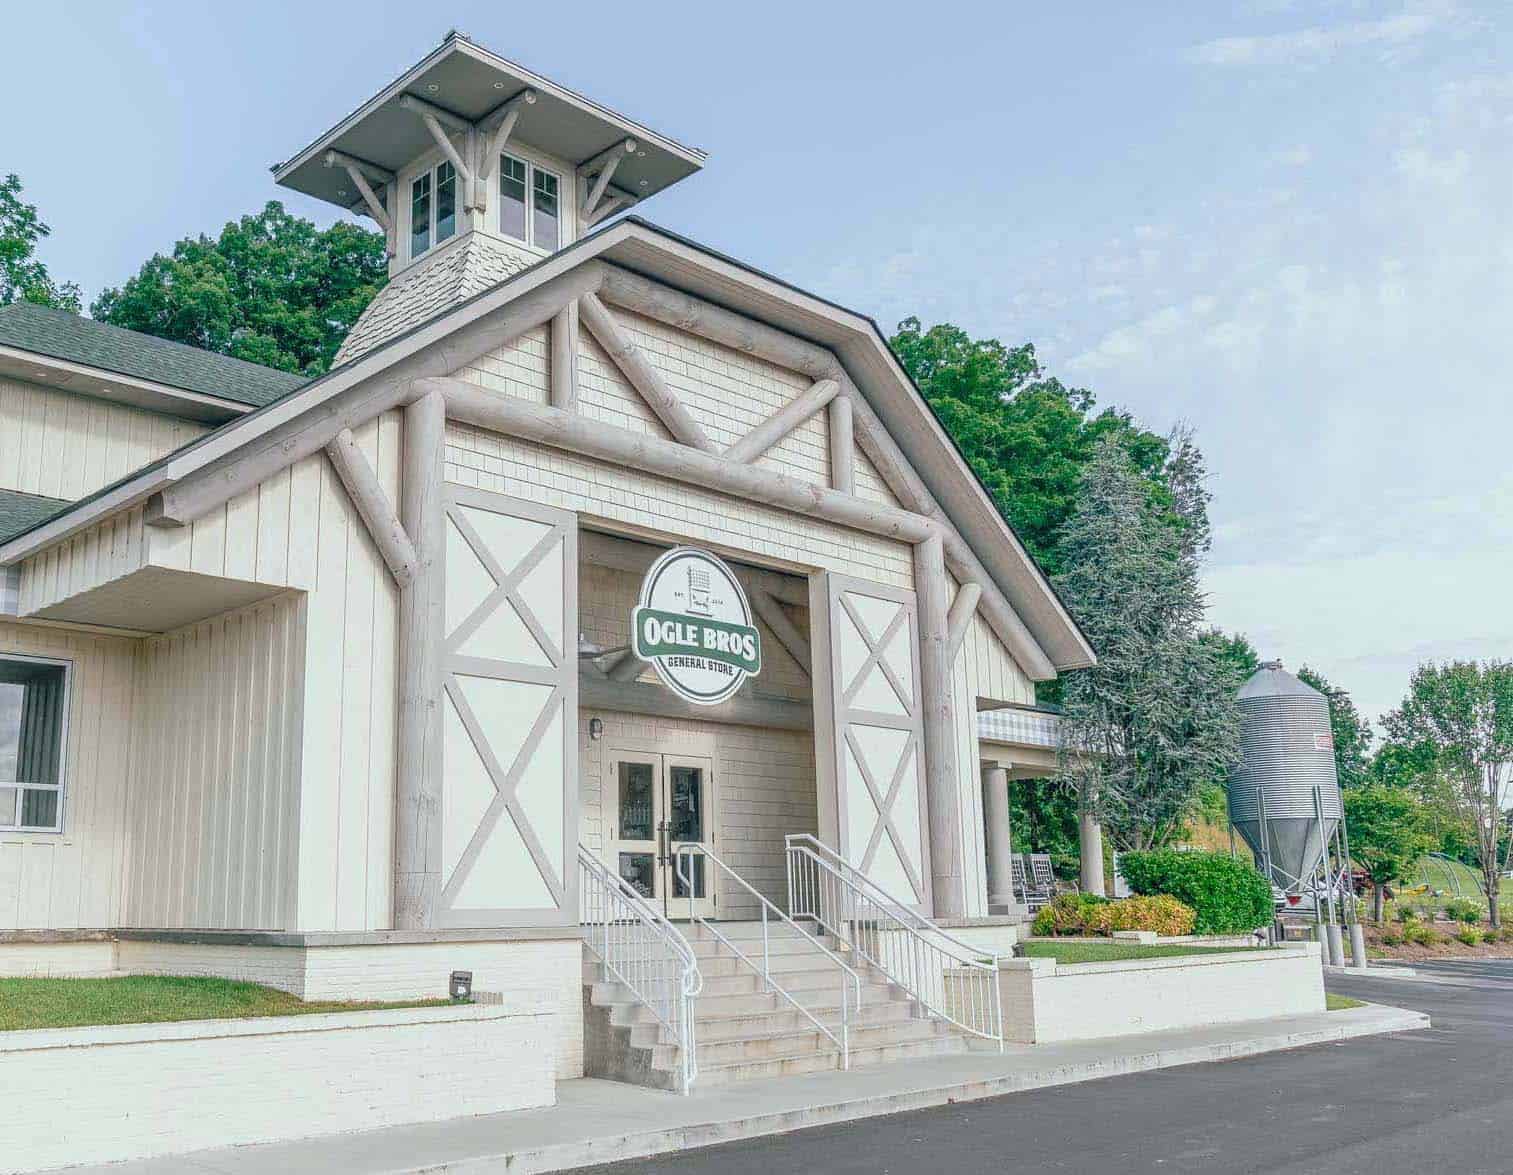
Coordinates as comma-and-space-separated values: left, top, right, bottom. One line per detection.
1227, 663, 1342, 893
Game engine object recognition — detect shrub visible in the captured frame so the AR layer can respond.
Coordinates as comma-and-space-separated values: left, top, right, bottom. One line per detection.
1085, 894, 1196, 937
1380, 930, 1405, 946
1031, 893, 1108, 937
1407, 926, 1446, 946
1117, 851, 1273, 934
1455, 928, 1482, 947
1444, 899, 1483, 924
1483, 930, 1499, 944
1029, 892, 1194, 937
1393, 905, 1419, 924
1499, 926, 1513, 944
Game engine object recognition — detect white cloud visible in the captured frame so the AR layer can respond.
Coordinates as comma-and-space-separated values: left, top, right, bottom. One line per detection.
1186, 0, 1461, 67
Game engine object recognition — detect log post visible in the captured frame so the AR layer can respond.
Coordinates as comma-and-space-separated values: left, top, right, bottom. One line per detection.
395, 389, 446, 929
551, 301, 579, 412
915, 531, 964, 918
829, 391, 854, 494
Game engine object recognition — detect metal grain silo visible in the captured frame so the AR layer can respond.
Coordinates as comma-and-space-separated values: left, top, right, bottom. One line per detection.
1227, 661, 1341, 892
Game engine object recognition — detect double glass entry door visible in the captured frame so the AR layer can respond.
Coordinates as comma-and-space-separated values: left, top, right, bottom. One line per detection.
608, 751, 715, 918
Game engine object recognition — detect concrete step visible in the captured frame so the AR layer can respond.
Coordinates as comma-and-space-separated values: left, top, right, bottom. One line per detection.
656, 1017, 952, 1069
631, 996, 922, 1050
695, 1032, 970, 1086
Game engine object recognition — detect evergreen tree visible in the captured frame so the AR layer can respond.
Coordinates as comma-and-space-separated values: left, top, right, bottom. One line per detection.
1053, 436, 1242, 875
0, 174, 80, 311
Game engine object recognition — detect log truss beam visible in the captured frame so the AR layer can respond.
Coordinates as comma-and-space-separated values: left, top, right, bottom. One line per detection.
595, 265, 1059, 680
578, 291, 717, 453
723, 378, 838, 465
325, 428, 418, 587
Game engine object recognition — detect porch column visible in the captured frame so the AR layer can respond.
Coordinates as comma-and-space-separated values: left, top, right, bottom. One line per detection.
395, 389, 446, 929
915, 532, 964, 919
981, 762, 1018, 916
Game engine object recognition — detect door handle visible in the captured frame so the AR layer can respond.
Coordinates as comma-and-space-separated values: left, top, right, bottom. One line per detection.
657, 820, 669, 865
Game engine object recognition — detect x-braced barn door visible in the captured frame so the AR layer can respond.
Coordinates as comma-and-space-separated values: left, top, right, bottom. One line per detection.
436, 488, 578, 927
825, 575, 931, 913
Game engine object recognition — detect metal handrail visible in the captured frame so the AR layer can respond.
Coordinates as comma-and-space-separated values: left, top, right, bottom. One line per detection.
578, 845, 703, 1094
785, 833, 1004, 1050
674, 843, 862, 1069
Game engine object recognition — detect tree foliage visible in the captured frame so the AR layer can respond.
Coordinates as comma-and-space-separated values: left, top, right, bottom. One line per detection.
92, 201, 386, 376
1343, 784, 1430, 921
0, 175, 80, 312
1118, 850, 1273, 934
888, 319, 1172, 577
1297, 665, 1373, 789
1383, 660, 1513, 926
1052, 436, 1242, 851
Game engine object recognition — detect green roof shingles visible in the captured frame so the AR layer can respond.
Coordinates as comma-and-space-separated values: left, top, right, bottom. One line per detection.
0, 303, 307, 408
0, 489, 73, 545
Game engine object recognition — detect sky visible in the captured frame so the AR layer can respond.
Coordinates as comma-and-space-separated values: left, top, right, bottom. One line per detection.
4, 1, 1510, 728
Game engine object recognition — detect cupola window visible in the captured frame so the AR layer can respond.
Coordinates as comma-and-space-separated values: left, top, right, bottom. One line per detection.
409, 160, 458, 260
499, 152, 561, 251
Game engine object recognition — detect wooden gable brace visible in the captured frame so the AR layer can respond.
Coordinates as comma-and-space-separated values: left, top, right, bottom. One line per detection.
593, 266, 1058, 681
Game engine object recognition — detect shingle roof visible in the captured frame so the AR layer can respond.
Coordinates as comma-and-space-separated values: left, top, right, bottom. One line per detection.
0, 489, 72, 545
333, 234, 535, 365
0, 302, 308, 408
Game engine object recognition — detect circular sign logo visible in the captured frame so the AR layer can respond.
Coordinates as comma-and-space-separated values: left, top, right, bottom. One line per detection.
632, 547, 762, 705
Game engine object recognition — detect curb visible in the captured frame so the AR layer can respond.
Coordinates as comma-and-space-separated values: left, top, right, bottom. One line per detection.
1325, 963, 1419, 978
421, 1005, 1430, 1174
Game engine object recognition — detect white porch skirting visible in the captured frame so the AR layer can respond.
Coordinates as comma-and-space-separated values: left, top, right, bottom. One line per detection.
989, 942, 1325, 1044
0, 999, 555, 1173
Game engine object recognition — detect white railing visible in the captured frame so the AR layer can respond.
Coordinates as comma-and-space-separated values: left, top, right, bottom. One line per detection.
578, 845, 702, 1094
785, 834, 1004, 1050
674, 844, 862, 1069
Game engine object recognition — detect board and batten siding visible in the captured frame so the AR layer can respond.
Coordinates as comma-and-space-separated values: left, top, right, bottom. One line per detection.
119, 593, 305, 930
15, 414, 403, 933
0, 376, 208, 503
0, 621, 136, 930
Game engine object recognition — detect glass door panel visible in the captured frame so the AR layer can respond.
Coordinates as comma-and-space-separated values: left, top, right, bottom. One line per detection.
666, 756, 715, 918
609, 756, 660, 901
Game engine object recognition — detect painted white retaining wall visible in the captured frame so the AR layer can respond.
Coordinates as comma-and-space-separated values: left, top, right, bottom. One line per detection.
996, 942, 1324, 1044
0, 998, 555, 1173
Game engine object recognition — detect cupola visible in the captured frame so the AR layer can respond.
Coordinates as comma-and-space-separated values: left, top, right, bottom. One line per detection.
272, 31, 705, 364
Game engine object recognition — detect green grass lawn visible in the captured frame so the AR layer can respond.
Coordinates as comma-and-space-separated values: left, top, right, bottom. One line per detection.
1326, 993, 1365, 1011
0, 975, 453, 1033
1021, 941, 1261, 964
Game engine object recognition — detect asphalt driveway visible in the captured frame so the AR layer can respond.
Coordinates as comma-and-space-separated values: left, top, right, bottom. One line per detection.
579, 960, 1505, 1174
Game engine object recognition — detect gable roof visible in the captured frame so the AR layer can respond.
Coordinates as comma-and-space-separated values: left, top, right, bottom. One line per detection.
0, 219, 1094, 673
0, 303, 307, 409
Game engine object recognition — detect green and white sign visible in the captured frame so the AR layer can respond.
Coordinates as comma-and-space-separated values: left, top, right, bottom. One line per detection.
633, 547, 762, 705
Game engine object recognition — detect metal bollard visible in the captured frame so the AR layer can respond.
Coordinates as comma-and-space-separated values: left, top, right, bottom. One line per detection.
1324, 923, 1345, 967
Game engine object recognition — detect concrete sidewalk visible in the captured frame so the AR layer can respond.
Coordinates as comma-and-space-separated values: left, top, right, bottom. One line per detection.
70, 1003, 1425, 1175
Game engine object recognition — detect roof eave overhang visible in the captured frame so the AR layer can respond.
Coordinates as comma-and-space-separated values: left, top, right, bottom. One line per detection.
273, 35, 706, 212
0, 346, 254, 424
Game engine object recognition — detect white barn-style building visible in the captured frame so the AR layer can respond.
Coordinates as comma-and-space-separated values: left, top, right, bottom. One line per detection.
0, 33, 1092, 1088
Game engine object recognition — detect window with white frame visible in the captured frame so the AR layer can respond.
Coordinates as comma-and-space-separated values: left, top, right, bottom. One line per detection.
0, 656, 69, 833
498, 152, 560, 251
409, 160, 458, 260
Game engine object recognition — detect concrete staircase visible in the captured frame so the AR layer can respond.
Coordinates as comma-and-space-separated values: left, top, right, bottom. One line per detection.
583, 919, 971, 1090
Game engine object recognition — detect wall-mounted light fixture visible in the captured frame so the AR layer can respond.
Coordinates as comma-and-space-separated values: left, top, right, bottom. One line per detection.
589, 718, 603, 741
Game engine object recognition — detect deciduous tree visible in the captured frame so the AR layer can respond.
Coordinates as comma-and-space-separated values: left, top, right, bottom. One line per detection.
92, 201, 386, 376
1383, 661, 1513, 927
1343, 785, 1430, 922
